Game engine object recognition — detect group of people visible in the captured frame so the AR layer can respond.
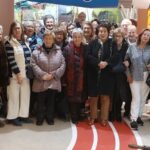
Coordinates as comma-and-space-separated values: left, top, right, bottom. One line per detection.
0, 12, 150, 131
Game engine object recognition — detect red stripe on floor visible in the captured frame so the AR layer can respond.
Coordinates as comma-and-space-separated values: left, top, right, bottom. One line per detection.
73, 121, 93, 150
95, 123, 115, 150
113, 121, 137, 150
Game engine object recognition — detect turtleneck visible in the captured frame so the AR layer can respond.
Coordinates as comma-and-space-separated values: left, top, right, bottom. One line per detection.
43, 43, 54, 54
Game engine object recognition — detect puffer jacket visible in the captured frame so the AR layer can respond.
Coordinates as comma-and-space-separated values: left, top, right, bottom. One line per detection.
31, 44, 66, 92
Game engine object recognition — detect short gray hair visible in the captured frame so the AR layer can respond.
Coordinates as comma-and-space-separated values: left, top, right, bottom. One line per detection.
23, 21, 34, 28
72, 28, 83, 36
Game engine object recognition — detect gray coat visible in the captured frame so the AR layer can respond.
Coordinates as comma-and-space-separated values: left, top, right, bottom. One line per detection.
31, 45, 66, 92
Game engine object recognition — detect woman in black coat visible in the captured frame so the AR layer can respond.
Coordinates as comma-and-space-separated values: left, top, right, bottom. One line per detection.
110, 27, 131, 122
87, 24, 115, 126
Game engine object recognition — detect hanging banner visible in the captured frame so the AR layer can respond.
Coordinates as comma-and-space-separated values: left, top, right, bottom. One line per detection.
133, 0, 150, 9
29, 0, 119, 8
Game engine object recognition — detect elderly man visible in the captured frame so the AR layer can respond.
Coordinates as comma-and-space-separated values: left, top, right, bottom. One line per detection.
121, 19, 132, 38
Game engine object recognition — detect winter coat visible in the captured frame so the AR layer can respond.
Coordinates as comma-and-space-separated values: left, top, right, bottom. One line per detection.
0, 42, 9, 87
31, 44, 66, 92
63, 42, 88, 103
87, 38, 115, 96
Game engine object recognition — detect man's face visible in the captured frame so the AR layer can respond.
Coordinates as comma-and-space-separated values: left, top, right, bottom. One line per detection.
45, 18, 55, 30
83, 24, 92, 38
128, 28, 137, 42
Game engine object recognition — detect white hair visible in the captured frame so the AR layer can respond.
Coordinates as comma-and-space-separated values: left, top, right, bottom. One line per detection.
23, 21, 34, 28
72, 28, 83, 36
0, 25, 3, 33
121, 19, 132, 26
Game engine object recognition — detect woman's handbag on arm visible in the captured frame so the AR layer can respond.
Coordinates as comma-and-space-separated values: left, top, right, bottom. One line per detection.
146, 72, 150, 87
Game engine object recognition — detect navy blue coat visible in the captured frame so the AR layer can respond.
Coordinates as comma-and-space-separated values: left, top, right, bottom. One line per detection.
86, 38, 115, 96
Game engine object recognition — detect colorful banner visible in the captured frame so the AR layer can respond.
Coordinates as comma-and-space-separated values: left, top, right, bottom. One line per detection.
29, 0, 119, 8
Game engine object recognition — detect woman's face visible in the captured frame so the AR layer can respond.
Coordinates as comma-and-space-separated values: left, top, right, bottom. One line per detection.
114, 33, 123, 46
67, 25, 75, 36
43, 34, 54, 47
72, 32, 83, 47
141, 30, 150, 45
98, 27, 108, 42
83, 24, 93, 38
92, 21, 98, 29
25, 25, 35, 37
45, 18, 54, 30
12, 23, 22, 39
55, 32, 64, 43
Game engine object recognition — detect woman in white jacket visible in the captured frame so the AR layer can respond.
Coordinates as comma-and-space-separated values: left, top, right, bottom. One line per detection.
5, 21, 32, 126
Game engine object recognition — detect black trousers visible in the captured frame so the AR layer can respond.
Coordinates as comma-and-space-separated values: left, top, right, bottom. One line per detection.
69, 102, 81, 122
36, 89, 57, 121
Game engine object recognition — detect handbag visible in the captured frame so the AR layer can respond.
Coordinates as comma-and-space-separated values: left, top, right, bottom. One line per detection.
112, 63, 126, 73
26, 64, 34, 79
142, 50, 150, 87
146, 73, 150, 87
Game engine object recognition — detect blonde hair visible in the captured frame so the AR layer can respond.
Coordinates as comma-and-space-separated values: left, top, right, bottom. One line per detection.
113, 27, 125, 38
43, 30, 55, 39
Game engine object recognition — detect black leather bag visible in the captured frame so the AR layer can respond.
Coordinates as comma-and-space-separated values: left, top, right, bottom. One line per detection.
146, 73, 150, 87
112, 63, 126, 73
26, 64, 34, 79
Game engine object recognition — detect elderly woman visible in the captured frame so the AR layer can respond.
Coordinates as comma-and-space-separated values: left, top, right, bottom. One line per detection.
31, 31, 65, 125
83, 22, 94, 44
124, 28, 150, 130
63, 28, 87, 124
5, 21, 32, 126
110, 28, 131, 122
24, 21, 42, 52
54, 26, 68, 51
87, 24, 114, 126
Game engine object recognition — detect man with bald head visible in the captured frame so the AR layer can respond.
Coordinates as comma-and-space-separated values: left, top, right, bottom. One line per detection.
121, 19, 132, 38
127, 25, 137, 45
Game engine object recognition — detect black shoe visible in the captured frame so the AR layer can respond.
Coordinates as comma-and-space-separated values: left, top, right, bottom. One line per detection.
19, 118, 33, 123
123, 112, 130, 120
11, 119, 22, 126
137, 117, 144, 126
0, 120, 5, 127
71, 119, 78, 124
130, 121, 138, 130
109, 113, 115, 122
36, 120, 44, 126
116, 115, 122, 122
46, 119, 54, 125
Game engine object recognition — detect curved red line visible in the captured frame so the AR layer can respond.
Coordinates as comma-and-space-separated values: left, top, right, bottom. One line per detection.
113, 121, 137, 150
95, 123, 115, 150
73, 121, 93, 150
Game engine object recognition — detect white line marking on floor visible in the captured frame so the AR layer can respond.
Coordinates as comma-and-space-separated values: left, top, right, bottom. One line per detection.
66, 122, 77, 150
109, 122, 120, 150
91, 125, 98, 150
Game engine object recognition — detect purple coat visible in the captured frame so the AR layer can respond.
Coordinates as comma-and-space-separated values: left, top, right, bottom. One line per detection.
31, 45, 66, 92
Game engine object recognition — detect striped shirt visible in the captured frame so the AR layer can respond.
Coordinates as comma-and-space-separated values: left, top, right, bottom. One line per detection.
5, 40, 31, 77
